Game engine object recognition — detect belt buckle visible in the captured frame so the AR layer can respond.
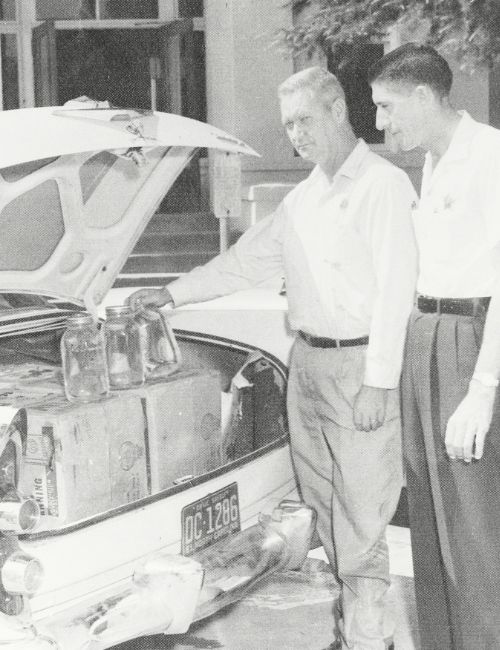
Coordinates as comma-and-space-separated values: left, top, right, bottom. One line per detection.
334, 338, 341, 349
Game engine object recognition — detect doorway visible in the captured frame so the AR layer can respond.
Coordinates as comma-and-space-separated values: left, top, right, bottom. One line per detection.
55, 26, 207, 211
57, 29, 157, 109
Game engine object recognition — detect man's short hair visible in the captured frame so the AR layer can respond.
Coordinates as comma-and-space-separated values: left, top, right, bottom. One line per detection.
278, 66, 345, 108
367, 43, 453, 98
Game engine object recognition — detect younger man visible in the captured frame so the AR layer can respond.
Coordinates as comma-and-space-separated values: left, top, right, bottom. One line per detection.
370, 43, 500, 649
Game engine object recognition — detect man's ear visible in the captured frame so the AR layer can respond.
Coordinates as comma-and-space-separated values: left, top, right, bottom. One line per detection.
414, 84, 434, 106
331, 97, 347, 123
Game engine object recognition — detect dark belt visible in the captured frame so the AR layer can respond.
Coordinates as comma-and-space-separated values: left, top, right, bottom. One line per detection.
299, 331, 369, 348
417, 294, 490, 316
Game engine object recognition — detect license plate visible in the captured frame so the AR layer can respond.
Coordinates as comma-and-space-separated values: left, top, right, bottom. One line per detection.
181, 482, 241, 556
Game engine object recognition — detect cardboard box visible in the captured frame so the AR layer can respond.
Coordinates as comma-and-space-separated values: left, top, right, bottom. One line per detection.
136, 370, 222, 493
18, 394, 148, 526
10, 365, 222, 524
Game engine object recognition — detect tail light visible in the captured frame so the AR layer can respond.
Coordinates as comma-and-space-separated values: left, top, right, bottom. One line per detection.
0, 420, 40, 533
2, 551, 43, 595
0, 497, 40, 533
0, 409, 44, 615
0, 533, 43, 615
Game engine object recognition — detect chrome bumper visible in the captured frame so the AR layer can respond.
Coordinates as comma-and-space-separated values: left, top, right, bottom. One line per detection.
15, 500, 316, 649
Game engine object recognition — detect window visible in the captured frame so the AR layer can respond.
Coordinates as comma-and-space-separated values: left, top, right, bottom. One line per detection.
327, 43, 384, 144
36, 0, 95, 19
0, 34, 18, 110
99, 0, 158, 19
36, 0, 159, 20
179, 0, 203, 17
0, 0, 15, 20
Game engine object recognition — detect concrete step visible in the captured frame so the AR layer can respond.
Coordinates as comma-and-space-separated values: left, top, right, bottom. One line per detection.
123, 251, 217, 274
113, 273, 180, 288
133, 230, 220, 254
147, 211, 219, 234
128, 211, 242, 275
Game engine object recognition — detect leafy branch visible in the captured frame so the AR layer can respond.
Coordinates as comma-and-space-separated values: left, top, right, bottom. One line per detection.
280, 0, 500, 69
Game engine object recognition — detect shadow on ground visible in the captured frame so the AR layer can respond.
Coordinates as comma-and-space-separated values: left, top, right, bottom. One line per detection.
113, 558, 419, 650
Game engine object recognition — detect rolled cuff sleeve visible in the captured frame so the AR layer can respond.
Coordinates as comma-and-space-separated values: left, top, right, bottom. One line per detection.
364, 354, 406, 389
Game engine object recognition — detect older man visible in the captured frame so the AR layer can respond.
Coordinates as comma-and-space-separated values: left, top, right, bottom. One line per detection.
128, 67, 417, 650
370, 43, 500, 650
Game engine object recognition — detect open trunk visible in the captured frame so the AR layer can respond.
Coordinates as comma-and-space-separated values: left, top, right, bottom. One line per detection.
0, 320, 290, 531
0, 318, 312, 650
0, 108, 315, 649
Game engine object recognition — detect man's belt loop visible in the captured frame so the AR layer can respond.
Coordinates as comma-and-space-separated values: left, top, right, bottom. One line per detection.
472, 297, 490, 317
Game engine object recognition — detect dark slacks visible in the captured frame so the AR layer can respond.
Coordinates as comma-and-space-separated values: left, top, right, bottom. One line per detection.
403, 308, 500, 650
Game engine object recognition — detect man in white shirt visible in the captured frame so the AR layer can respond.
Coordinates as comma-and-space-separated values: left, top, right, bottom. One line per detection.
128, 67, 417, 650
370, 43, 500, 650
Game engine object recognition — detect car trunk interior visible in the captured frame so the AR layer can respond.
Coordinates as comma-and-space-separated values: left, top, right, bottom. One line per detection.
0, 321, 288, 532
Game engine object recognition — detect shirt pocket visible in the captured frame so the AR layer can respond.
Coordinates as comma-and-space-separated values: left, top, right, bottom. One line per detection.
413, 193, 479, 264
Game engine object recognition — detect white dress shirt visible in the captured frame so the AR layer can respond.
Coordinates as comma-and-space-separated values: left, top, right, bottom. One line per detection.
415, 111, 500, 297
169, 140, 417, 388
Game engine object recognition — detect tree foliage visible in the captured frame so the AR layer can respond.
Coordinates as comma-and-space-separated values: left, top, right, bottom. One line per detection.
281, 0, 500, 69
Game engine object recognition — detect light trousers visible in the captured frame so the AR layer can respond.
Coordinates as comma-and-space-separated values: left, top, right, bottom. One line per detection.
287, 337, 403, 650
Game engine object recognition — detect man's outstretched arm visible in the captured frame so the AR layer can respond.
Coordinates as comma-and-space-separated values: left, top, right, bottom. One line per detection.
127, 205, 287, 310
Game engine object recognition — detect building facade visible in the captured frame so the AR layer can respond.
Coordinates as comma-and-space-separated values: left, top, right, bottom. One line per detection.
1, 0, 497, 229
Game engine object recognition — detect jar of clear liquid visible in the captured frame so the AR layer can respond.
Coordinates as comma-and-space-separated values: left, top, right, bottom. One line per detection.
133, 307, 182, 381
104, 305, 144, 389
61, 312, 109, 402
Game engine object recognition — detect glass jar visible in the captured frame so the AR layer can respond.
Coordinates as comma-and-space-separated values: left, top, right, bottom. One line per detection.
133, 307, 182, 381
104, 305, 144, 389
60, 312, 109, 402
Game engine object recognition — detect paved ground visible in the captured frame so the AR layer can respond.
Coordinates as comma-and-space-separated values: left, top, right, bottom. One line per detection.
113, 530, 421, 650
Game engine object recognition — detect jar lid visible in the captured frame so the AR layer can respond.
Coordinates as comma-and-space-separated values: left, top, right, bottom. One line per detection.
66, 312, 94, 327
105, 305, 132, 317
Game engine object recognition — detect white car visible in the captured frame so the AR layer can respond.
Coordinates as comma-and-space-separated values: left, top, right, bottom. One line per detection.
0, 107, 315, 649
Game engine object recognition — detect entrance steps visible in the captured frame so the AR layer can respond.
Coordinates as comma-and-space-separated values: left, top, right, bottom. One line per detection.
117, 211, 225, 287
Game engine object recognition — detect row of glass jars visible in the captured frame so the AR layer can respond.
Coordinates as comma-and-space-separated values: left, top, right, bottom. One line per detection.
61, 306, 153, 403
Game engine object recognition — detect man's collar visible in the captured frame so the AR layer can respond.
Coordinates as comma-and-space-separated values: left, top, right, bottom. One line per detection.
314, 139, 369, 182
337, 139, 370, 179
425, 110, 477, 166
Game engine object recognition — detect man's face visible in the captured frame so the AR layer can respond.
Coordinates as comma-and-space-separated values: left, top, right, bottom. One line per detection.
371, 80, 425, 151
280, 89, 340, 169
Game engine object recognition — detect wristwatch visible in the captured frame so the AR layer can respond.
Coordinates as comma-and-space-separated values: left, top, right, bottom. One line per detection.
471, 372, 500, 388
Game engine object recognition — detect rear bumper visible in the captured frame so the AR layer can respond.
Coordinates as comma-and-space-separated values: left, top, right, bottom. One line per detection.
7, 500, 315, 649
